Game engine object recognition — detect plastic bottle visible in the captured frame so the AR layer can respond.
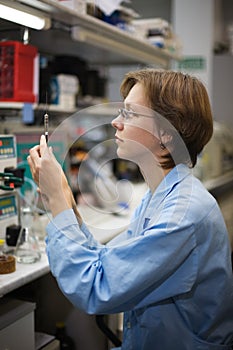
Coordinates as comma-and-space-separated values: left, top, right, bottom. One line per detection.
55, 322, 75, 350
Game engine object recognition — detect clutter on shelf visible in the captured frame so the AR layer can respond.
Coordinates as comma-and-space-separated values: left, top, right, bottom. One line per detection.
131, 18, 182, 54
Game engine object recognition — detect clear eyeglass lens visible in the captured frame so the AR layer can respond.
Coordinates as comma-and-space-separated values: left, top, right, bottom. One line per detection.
119, 108, 131, 120
123, 109, 129, 120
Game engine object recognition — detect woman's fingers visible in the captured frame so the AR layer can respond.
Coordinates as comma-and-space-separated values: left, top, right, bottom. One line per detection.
27, 138, 45, 184
27, 151, 39, 184
28, 144, 40, 162
39, 135, 47, 157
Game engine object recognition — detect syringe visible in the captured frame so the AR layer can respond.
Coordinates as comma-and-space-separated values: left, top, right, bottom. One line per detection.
44, 91, 49, 144
44, 112, 49, 144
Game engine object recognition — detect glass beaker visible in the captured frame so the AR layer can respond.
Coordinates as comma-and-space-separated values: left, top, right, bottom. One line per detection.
15, 207, 41, 264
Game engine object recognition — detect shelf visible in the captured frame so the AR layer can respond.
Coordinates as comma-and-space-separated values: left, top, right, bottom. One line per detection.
204, 170, 233, 196
0, 102, 77, 114
2, 0, 181, 67
0, 102, 121, 117
0, 102, 26, 109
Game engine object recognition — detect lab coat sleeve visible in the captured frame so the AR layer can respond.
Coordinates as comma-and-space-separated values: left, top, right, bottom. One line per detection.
46, 207, 198, 315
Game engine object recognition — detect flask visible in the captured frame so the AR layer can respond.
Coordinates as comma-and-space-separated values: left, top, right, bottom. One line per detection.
15, 207, 41, 263
55, 322, 75, 350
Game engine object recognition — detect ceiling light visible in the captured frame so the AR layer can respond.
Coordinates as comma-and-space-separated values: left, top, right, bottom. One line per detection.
0, 1, 51, 30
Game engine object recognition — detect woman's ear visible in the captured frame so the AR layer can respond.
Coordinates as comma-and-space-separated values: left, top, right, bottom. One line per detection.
160, 131, 173, 151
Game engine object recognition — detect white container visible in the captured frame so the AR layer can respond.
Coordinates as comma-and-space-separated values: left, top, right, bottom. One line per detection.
57, 0, 86, 14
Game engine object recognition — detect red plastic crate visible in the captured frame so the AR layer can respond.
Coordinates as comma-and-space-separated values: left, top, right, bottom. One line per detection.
0, 41, 38, 102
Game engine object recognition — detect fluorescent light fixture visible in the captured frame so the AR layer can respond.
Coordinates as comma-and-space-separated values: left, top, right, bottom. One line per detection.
0, 1, 51, 30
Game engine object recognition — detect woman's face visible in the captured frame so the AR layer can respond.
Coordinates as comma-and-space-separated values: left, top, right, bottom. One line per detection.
112, 83, 161, 163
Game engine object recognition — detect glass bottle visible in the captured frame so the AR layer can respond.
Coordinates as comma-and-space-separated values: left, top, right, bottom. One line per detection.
15, 207, 41, 264
55, 322, 75, 350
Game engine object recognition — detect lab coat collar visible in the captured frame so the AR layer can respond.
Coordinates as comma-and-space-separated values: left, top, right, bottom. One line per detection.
146, 163, 192, 213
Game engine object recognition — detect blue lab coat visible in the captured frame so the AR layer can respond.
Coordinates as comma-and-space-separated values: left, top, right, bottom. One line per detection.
46, 164, 233, 350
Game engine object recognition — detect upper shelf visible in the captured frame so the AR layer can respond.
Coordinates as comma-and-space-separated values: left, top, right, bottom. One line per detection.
3, 0, 181, 67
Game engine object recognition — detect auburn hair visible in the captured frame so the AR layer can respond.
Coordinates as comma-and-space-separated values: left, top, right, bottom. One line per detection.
120, 69, 213, 168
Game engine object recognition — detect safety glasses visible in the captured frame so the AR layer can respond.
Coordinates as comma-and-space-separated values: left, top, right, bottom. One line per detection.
118, 108, 154, 121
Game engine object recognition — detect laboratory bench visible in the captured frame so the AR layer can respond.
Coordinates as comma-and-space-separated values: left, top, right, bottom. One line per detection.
0, 251, 49, 298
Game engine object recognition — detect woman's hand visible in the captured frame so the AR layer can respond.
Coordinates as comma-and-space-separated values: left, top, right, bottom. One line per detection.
27, 135, 72, 217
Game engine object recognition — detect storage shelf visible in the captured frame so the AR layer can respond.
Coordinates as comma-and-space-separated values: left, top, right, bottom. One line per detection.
5, 0, 181, 67
0, 103, 123, 118
204, 170, 233, 196
0, 102, 26, 109
0, 102, 77, 114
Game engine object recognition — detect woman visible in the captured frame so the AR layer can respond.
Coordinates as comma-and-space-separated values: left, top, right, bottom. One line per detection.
28, 69, 233, 350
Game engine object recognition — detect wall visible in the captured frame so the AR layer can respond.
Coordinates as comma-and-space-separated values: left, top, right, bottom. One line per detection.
130, 0, 171, 21
212, 54, 233, 128
212, 0, 233, 128
172, 0, 214, 98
